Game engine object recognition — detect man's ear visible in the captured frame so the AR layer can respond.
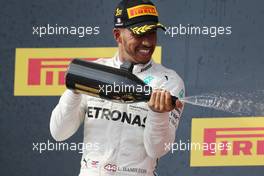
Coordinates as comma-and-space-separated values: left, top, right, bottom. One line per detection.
113, 28, 122, 44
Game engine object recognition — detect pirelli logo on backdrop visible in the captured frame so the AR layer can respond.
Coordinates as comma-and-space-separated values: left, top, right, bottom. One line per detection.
191, 117, 264, 166
27, 58, 67, 86
14, 47, 162, 96
127, 5, 158, 19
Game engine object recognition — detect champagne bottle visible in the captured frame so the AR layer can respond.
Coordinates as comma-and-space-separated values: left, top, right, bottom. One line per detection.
65, 59, 178, 104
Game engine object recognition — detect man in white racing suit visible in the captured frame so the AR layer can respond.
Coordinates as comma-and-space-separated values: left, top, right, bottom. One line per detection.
50, 0, 185, 175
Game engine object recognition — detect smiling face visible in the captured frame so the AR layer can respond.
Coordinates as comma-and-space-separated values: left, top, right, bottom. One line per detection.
113, 28, 157, 64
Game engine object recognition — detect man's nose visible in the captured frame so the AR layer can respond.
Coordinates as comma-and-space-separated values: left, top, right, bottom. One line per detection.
142, 39, 152, 47
141, 32, 156, 46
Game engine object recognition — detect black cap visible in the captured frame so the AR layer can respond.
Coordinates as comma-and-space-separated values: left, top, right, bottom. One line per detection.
114, 0, 165, 35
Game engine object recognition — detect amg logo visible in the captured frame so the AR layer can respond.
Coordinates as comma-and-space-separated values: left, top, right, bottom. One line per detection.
86, 106, 146, 127
204, 127, 264, 156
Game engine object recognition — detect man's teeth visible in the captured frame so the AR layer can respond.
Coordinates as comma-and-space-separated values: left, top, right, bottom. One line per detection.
139, 49, 150, 54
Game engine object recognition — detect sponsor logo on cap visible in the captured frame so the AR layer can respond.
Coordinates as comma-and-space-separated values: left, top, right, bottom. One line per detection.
191, 117, 264, 166
127, 5, 158, 19
116, 18, 123, 26
115, 8, 122, 16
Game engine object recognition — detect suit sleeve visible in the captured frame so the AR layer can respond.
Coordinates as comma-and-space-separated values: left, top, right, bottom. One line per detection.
50, 90, 86, 141
143, 74, 185, 159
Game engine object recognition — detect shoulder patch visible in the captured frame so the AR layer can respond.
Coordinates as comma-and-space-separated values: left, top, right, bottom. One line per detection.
178, 89, 184, 99
143, 76, 154, 84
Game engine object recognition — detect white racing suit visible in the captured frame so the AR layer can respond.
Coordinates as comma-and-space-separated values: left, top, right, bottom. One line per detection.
50, 54, 185, 176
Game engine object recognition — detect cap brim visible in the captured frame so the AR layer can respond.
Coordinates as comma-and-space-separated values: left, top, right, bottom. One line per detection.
128, 22, 165, 35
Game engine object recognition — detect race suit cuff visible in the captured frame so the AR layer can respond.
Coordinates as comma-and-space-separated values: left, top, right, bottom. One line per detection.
147, 110, 170, 128
59, 89, 82, 107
